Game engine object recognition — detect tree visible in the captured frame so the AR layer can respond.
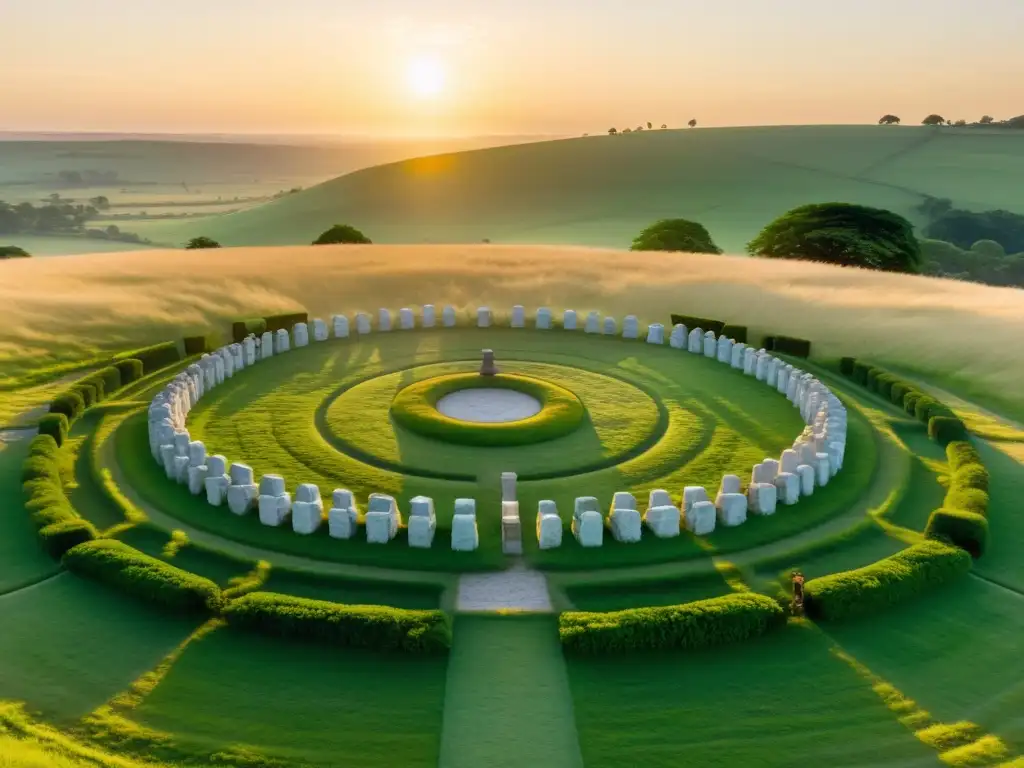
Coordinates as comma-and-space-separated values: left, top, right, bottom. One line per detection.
878, 114, 901, 125
979, 115, 995, 125
636, 125, 644, 131
661, 124, 667, 129
0, 245, 30, 259
622, 127, 632, 133
630, 219, 722, 254
608, 127, 617, 135
185, 236, 221, 250
688, 119, 697, 128
312, 224, 372, 245
89, 195, 110, 210
746, 203, 921, 273
954, 119, 967, 127
647, 122, 652, 130
922, 114, 945, 126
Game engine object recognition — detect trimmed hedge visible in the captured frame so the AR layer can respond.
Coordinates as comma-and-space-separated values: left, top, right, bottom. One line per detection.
63, 539, 222, 614
223, 592, 452, 653
889, 380, 912, 406
952, 463, 989, 493
925, 508, 988, 558
96, 366, 122, 396
947, 441, 982, 472
803, 541, 972, 621
264, 312, 308, 333
558, 592, 787, 653
183, 335, 208, 356
39, 519, 97, 558
944, 487, 989, 517
864, 367, 885, 392
929, 415, 968, 446
28, 434, 59, 459
116, 341, 181, 374
49, 391, 85, 422
903, 390, 922, 416
20, 455, 61, 484
75, 382, 98, 408
913, 396, 943, 422
114, 358, 144, 385
669, 314, 725, 336
37, 413, 69, 447
839, 357, 856, 376
765, 335, 811, 358
720, 324, 748, 344
852, 361, 872, 386
231, 318, 268, 343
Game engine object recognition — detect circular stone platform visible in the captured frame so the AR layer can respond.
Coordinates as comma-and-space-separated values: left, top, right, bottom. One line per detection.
436, 388, 543, 423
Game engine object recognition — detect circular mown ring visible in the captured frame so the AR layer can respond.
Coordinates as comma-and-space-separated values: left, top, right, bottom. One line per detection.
390, 372, 585, 446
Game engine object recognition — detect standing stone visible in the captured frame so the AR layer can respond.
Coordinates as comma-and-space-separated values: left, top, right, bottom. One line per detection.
511, 305, 525, 328
646, 323, 665, 344
743, 347, 757, 375
328, 489, 358, 539
703, 331, 717, 358
535, 307, 552, 329
717, 493, 748, 527
603, 317, 617, 335
731, 342, 746, 369
501, 471, 517, 502
716, 335, 733, 363
274, 329, 290, 354
480, 349, 499, 376
748, 483, 778, 515
501, 500, 522, 554
293, 323, 309, 347
399, 308, 415, 330
686, 501, 717, 535
378, 308, 392, 332
333, 315, 350, 338
408, 496, 436, 548
776, 365, 791, 395
622, 315, 639, 339
687, 328, 703, 354
572, 497, 603, 547
774, 473, 800, 505
477, 307, 492, 327
563, 310, 578, 330
766, 357, 780, 387
355, 312, 371, 335
451, 498, 479, 551
243, 337, 257, 366
536, 500, 562, 550
585, 311, 601, 334
780, 449, 800, 475
442, 306, 457, 327
683, 486, 710, 513
422, 305, 436, 328
669, 324, 687, 349
755, 351, 770, 381
292, 483, 324, 534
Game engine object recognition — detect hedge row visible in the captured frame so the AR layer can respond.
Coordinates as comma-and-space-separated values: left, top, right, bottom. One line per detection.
114, 341, 181, 374
720, 324, 748, 344
669, 314, 726, 336
264, 312, 308, 333
924, 440, 991, 557
764, 335, 812, 358
183, 335, 209, 356
222, 592, 452, 653
21, 435, 98, 558
803, 540, 972, 621
63, 539, 223, 614
840, 359, 967, 446
558, 592, 786, 653
231, 318, 268, 343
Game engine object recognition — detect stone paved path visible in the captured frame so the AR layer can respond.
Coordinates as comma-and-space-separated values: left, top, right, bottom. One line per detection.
456, 560, 553, 612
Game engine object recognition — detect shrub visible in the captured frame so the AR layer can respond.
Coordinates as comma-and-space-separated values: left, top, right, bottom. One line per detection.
803, 541, 971, 621
559, 593, 786, 653
74, 382, 98, 408
889, 381, 912, 406
669, 315, 725, 336
926, 508, 988, 558
28, 434, 59, 459
0, 245, 31, 258
185, 236, 221, 249
773, 336, 811, 357
232, 318, 268, 343
63, 539, 222, 614
874, 373, 897, 400
903, 391, 923, 416
183, 335, 208, 356
952, 463, 989, 493
945, 487, 989, 516
839, 357, 856, 376
22, 477, 67, 515
720, 324, 748, 343
929, 416, 968, 446
865, 367, 885, 392
114, 358, 144, 385
222, 592, 452, 653
94, 366, 122, 397
49, 391, 85, 422
312, 224, 372, 245
946, 441, 982, 472
20, 455, 60, 484
630, 219, 723, 254
39, 519, 97, 559
115, 341, 181, 374
914, 395, 942, 423
264, 312, 308, 333
852, 361, 872, 386
37, 413, 69, 447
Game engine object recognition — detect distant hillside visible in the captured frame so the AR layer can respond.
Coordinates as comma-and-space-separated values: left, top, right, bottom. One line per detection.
129, 125, 1024, 253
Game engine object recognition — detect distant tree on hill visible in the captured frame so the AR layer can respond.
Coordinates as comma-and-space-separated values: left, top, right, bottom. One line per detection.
922, 114, 945, 126
630, 219, 722, 254
622, 127, 632, 133
89, 195, 110, 210
746, 203, 921, 273
979, 115, 995, 125
636, 125, 644, 131
608, 127, 617, 135
1008, 115, 1024, 129
688, 119, 697, 128
647, 122, 652, 130
878, 114, 901, 125
954, 119, 967, 127
0, 245, 30, 259
661, 124, 667, 129
924, 208, 1024, 253
185, 236, 221, 250
313, 224, 372, 245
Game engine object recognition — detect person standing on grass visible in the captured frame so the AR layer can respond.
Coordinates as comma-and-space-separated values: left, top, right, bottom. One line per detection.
791, 571, 805, 614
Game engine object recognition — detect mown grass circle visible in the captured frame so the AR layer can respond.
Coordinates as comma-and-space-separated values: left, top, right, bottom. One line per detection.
389, 371, 586, 446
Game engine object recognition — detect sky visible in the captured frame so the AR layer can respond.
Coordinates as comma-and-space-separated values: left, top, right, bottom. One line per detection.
3, 0, 1021, 137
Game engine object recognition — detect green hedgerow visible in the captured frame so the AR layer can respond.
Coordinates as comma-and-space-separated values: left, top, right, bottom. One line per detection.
865, 367, 885, 392
22, 477, 67, 516
946, 441, 982, 472
20, 455, 60, 485
839, 357, 856, 376
929, 415, 968, 446
952, 463, 989, 493
114, 358, 144, 386
720, 324, 748, 343
873, 373, 897, 400
37, 413, 69, 447
232, 318, 268, 343
803, 540, 972, 621
63, 539, 223, 614
926, 508, 988, 558
559, 592, 787, 653
39, 518, 97, 559
914, 395, 942, 423
903, 391, 923, 416
852, 361, 872, 386
74, 383, 98, 408
28, 434, 59, 459
95, 366, 122, 396
890, 380, 912, 406
49, 391, 85, 423
222, 592, 452, 653
945, 487, 989, 517
115, 341, 181, 374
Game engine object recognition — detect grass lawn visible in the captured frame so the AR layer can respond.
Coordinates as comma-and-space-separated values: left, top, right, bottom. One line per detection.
565, 621, 937, 768
971, 439, 1024, 592
127, 626, 448, 768
0, 573, 199, 723
563, 560, 735, 611
823, 577, 1024, 756
0, 433, 59, 593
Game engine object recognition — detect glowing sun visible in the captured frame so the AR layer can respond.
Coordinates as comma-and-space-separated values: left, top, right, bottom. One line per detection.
406, 56, 446, 98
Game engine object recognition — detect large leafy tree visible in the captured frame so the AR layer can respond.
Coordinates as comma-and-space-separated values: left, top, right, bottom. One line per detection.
312, 224, 372, 245
746, 203, 921, 273
878, 114, 901, 125
922, 114, 946, 126
185, 236, 221, 249
630, 219, 722, 254
0, 245, 30, 259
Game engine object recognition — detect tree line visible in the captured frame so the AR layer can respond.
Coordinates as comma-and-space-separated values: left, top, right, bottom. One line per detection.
0, 199, 145, 244
879, 113, 1024, 128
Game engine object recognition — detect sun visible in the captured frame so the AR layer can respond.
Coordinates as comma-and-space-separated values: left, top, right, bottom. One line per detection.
406, 56, 446, 99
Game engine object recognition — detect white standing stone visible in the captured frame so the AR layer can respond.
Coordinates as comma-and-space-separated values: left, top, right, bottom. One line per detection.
399, 308, 415, 330
777, 365, 791, 395
755, 351, 770, 381
647, 489, 672, 509
730, 342, 747, 369
603, 317, 617, 335
501, 472, 517, 502
622, 315, 639, 339
205, 473, 230, 506
645, 505, 681, 538
717, 493, 748, 526
333, 315, 350, 338
442, 306, 457, 327
797, 464, 816, 496
172, 456, 190, 483
408, 495, 436, 548
258, 474, 291, 526
227, 484, 258, 516
354, 312, 370, 335
585, 311, 600, 334
476, 307, 491, 327
293, 323, 309, 347
780, 449, 800, 475
243, 337, 257, 365
683, 485, 710, 513
292, 483, 324, 534
687, 328, 703, 354
535, 307, 552, 329
563, 310, 578, 330
646, 323, 665, 344
703, 330, 717, 358
716, 335, 733, 363
274, 329, 290, 354
609, 507, 642, 543
669, 324, 687, 349
511, 305, 525, 328
451, 498, 479, 551
748, 482, 778, 515
422, 305, 436, 328
743, 347, 757, 375
378, 308, 392, 332
766, 358, 780, 388
536, 500, 563, 550
572, 497, 603, 547
312, 318, 328, 341
774, 472, 800, 505
366, 493, 400, 542
187, 465, 208, 495
815, 453, 831, 486
188, 441, 206, 467
686, 500, 717, 535
159, 444, 177, 478
328, 489, 358, 539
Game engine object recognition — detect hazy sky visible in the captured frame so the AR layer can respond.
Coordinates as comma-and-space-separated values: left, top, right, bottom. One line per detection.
4, 0, 1020, 136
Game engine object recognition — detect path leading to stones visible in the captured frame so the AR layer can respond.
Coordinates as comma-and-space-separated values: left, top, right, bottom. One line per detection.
456, 560, 553, 611
438, 614, 584, 768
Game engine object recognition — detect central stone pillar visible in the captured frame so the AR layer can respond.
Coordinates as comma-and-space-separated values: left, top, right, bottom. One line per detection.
480, 348, 499, 376
500, 472, 521, 555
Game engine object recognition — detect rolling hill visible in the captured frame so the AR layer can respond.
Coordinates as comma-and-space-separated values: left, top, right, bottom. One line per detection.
131, 125, 1024, 253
